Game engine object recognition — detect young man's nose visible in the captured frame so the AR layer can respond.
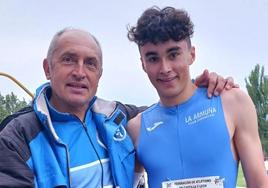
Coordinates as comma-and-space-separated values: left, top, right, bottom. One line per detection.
160, 60, 172, 73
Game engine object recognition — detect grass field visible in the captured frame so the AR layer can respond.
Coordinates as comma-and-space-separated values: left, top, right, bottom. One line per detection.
236, 163, 246, 187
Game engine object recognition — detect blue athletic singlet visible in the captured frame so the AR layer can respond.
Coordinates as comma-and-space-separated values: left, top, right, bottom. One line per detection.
137, 88, 238, 188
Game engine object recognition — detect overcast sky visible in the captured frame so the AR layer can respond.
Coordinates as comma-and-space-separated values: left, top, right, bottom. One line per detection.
0, 0, 267, 106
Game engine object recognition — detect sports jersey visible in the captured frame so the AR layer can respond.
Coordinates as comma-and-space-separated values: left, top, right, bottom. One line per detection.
137, 88, 238, 188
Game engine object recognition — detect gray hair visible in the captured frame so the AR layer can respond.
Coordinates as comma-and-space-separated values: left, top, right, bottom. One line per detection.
46, 27, 103, 65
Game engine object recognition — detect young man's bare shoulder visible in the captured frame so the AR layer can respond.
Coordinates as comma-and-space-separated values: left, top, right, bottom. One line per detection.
126, 113, 142, 147
221, 88, 256, 128
221, 88, 252, 105
129, 113, 142, 124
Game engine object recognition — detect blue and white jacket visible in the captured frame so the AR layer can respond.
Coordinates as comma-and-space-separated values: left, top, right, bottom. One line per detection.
0, 83, 143, 188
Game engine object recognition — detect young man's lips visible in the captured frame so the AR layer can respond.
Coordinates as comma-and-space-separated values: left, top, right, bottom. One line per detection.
158, 77, 177, 82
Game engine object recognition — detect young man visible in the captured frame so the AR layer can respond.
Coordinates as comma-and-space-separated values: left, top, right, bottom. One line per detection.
127, 6, 268, 188
0, 28, 234, 188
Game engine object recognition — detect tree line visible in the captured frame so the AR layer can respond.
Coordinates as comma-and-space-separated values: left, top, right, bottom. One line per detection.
245, 64, 268, 155
0, 92, 28, 122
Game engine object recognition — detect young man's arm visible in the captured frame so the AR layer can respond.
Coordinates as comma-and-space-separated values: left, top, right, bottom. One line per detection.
126, 114, 145, 187
222, 88, 268, 188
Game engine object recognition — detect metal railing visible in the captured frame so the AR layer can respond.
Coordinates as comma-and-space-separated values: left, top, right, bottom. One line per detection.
0, 72, 34, 99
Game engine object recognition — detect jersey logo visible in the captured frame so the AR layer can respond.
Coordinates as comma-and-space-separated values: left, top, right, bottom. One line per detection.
113, 125, 127, 141
146, 121, 163, 132
185, 107, 217, 125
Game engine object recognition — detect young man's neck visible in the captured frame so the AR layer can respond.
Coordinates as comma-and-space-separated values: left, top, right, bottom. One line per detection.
160, 82, 197, 107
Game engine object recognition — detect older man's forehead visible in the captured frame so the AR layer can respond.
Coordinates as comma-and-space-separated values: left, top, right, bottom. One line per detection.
58, 31, 100, 53
59, 30, 96, 45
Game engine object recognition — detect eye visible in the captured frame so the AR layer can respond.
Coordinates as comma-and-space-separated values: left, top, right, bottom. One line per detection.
84, 58, 99, 70
168, 51, 180, 60
146, 55, 159, 64
62, 55, 76, 64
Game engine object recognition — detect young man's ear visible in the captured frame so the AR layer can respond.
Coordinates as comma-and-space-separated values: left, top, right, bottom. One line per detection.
189, 46, 196, 65
43, 59, 51, 80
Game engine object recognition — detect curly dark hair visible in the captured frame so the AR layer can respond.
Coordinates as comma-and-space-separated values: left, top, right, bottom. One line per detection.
128, 6, 194, 46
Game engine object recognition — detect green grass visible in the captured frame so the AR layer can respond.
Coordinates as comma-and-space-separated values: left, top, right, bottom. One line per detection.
236, 163, 246, 187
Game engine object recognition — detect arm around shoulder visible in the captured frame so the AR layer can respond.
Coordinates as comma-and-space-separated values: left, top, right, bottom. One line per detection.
116, 102, 147, 121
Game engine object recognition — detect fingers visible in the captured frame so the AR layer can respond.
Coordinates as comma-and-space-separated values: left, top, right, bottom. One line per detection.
224, 77, 240, 90
194, 69, 209, 86
207, 75, 239, 98
212, 76, 225, 96
195, 70, 239, 98
206, 72, 218, 98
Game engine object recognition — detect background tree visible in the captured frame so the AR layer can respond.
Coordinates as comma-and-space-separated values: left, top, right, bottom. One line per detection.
245, 64, 268, 155
0, 92, 28, 122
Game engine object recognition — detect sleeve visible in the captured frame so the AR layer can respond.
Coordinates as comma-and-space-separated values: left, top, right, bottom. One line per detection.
116, 102, 147, 120
0, 106, 33, 132
0, 119, 35, 187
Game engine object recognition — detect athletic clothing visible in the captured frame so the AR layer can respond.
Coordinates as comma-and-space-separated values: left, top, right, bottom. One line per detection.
46, 95, 113, 187
0, 83, 141, 188
137, 88, 238, 188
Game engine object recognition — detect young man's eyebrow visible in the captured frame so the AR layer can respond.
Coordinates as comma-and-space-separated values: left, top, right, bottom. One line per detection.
166, 46, 180, 53
145, 51, 158, 57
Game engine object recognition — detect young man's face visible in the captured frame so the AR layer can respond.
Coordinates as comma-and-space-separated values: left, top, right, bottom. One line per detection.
43, 30, 102, 113
140, 39, 195, 105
